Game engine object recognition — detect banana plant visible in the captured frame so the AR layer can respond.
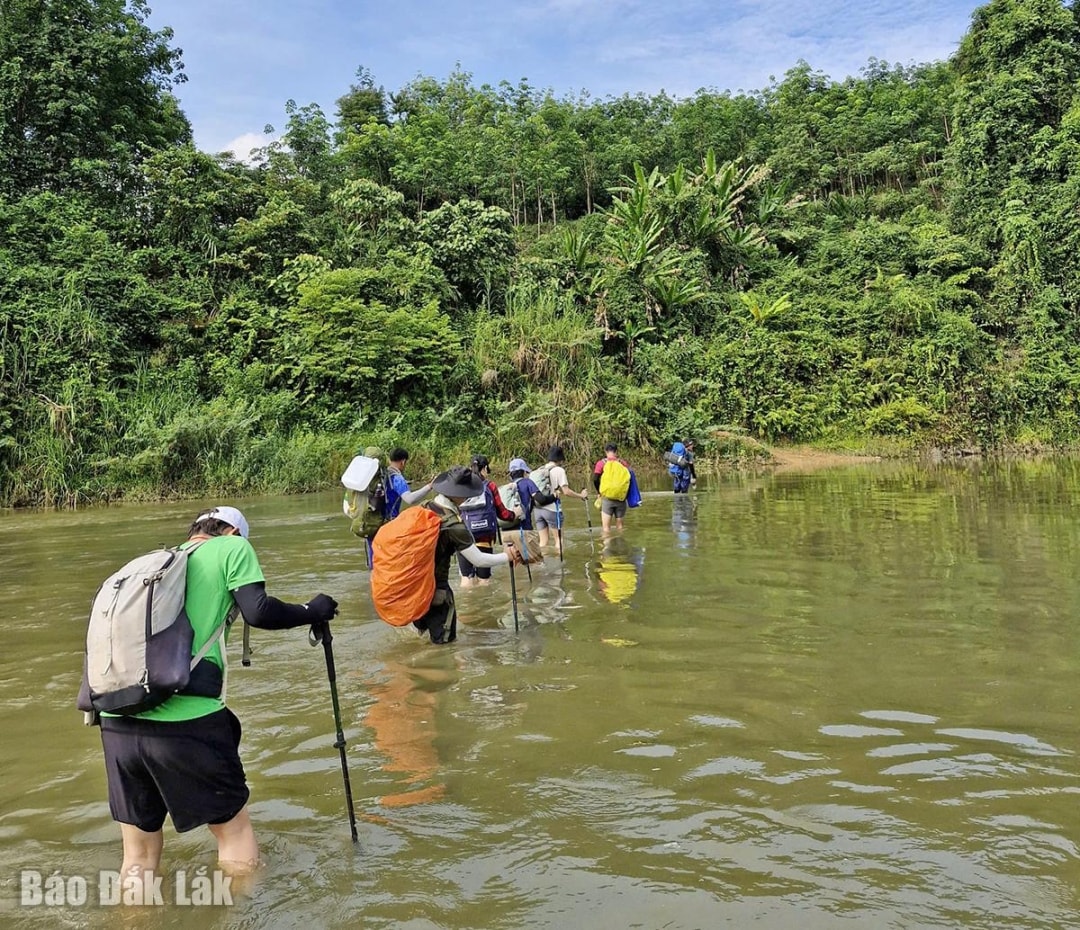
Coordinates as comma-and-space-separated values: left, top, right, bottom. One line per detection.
739, 290, 793, 326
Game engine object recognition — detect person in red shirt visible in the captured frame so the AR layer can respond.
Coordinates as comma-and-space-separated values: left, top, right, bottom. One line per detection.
592, 443, 631, 534
458, 455, 518, 587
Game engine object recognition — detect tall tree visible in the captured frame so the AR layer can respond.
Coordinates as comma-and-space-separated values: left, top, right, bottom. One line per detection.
0, 0, 190, 194
945, 0, 1080, 253
335, 65, 389, 139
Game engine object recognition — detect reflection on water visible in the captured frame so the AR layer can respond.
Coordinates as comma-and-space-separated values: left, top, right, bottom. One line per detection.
587, 535, 646, 606
672, 494, 698, 549
5, 461, 1080, 928
363, 651, 449, 808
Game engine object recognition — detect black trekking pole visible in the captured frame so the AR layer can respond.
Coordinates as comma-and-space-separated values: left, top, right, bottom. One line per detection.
498, 525, 519, 628
582, 493, 594, 554
509, 560, 520, 632
555, 499, 564, 563
309, 621, 358, 844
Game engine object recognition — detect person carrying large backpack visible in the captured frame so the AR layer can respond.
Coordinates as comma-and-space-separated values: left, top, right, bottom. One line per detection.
593, 443, 634, 534
506, 457, 540, 529
666, 440, 697, 494
80, 506, 339, 888
458, 455, 518, 587
371, 467, 526, 644
530, 445, 589, 554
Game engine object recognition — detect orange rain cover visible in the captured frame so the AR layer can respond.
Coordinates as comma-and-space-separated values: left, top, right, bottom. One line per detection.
370, 506, 443, 626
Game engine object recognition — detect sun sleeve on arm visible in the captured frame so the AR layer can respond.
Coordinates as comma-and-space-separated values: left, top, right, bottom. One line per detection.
400, 483, 432, 506
231, 583, 314, 630
459, 544, 509, 568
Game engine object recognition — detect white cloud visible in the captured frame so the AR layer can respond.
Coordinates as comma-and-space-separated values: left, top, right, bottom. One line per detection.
218, 132, 274, 164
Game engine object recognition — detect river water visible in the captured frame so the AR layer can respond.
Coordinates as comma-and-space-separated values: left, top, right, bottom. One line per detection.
3, 460, 1080, 928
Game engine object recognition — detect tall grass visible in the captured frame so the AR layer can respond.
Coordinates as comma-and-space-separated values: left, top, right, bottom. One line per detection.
471, 282, 607, 458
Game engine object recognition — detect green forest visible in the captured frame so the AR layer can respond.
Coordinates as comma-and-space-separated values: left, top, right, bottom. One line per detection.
3, 0, 1080, 506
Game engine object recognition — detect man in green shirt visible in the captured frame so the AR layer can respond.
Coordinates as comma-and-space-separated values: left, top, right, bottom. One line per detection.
98, 506, 338, 887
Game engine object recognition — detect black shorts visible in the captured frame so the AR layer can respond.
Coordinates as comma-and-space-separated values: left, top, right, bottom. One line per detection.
100, 708, 249, 833
458, 541, 493, 579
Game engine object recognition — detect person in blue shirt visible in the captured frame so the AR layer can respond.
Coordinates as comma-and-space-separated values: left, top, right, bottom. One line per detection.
669, 440, 697, 494
508, 458, 541, 530
386, 447, 434, 518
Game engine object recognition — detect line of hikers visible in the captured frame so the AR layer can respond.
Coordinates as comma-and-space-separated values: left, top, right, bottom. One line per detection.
343, 443, 653, 642
78, 436, 701, 886
344, 438, 700, 644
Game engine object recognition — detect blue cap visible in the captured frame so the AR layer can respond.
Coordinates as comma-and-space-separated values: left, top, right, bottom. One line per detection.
508, 458, 530, 473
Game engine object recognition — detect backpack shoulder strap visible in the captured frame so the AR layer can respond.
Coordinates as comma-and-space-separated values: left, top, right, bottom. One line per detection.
425, 501, 456, 523
190, 602, 240, 670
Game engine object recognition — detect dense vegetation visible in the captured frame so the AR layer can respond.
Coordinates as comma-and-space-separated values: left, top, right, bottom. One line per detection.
4, 0, 1080, 506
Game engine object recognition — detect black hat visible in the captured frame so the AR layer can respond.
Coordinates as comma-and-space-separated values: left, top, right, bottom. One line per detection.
433, 465, 486, 499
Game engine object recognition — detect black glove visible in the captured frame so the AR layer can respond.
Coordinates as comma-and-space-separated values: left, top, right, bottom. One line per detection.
305, 594, 339, 623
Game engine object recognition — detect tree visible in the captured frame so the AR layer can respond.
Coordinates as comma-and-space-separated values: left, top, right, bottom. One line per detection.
417, 199, 515, 309
335, 66, 389, 139
0, 0, 190, 194
946, 0, 1080, 249
274, 266, 460, 412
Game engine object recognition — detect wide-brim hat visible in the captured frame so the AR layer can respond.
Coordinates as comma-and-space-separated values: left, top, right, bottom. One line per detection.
432, 468, 486, 499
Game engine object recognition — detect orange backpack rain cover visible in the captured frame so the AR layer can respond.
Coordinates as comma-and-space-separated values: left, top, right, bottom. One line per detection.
370, 506, 443, 626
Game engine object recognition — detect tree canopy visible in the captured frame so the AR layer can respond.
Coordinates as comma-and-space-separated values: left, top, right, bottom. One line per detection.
4, 0, 1080, 506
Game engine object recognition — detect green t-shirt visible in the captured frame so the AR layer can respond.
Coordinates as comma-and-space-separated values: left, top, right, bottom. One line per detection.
114, 534, 265, 723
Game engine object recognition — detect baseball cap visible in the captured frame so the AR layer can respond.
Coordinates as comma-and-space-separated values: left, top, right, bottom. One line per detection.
195, 505, 250, 539
509, 457, 531, 473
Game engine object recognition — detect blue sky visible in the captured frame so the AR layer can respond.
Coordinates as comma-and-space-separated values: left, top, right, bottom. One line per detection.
145, 0, 984, 159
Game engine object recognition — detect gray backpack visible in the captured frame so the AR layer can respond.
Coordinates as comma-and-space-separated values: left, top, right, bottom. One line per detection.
528, 464, 557, 506
77, 541, 236, 720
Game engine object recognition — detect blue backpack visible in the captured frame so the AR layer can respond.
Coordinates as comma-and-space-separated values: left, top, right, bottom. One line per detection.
665, 442, 690, 474
460, 486, 498, 540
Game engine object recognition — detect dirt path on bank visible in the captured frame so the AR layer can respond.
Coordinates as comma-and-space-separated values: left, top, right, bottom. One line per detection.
765, 446, 883, 472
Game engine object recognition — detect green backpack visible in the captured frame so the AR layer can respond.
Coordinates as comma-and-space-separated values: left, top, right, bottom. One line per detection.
528, 464, 557, 506
342, 454, 389, 540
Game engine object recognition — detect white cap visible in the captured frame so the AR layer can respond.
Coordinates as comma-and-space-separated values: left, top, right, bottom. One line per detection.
195, 506, 250, 539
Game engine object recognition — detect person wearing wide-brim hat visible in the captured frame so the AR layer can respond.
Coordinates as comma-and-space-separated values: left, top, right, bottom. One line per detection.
412, 465, 526, 644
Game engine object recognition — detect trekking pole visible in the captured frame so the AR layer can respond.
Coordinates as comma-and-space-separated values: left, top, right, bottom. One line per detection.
555, 499, 564, 563
498, 524, 519, 628
241, 621, 252, 667
509, 560, 520, 632
582, 493, 594, 553
309, 621, 359, 844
